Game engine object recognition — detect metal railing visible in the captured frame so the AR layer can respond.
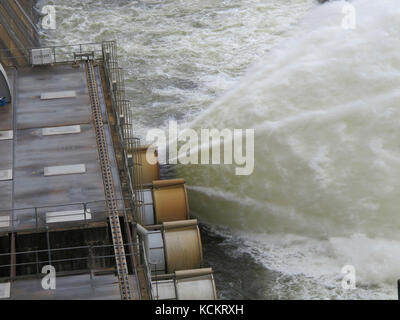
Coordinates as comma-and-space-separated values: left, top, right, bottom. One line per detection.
0, 199, 132, 235
101, 41, 151, 298
102, 41, 145, 224
139, 238, 154, 300
0, 243, 138, 281
0, 42, 104, 67
101, 40, 155, 300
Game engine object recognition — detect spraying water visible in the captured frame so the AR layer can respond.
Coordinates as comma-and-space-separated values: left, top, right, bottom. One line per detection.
39, 0, 400, 299
183, 0, 400, 299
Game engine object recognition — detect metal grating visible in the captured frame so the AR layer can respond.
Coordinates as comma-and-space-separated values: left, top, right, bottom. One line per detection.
86, 59, 133, 300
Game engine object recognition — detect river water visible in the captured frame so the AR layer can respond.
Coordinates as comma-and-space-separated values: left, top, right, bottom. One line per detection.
39, 0, 400, 299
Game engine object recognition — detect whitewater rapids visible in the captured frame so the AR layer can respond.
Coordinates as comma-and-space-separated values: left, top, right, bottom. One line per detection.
184, 0, 400, 299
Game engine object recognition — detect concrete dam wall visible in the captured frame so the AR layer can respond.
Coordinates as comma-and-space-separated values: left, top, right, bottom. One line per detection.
0, 0, 40, 66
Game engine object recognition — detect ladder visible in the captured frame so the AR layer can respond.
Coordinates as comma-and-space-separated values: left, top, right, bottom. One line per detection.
85, 59, 133, 300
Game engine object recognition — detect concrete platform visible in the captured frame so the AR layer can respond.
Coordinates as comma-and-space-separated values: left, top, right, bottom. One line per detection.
6, 274, 122, 300
13, 123, 105, 208
0, 63, 125, 233
16, 65, 91, 130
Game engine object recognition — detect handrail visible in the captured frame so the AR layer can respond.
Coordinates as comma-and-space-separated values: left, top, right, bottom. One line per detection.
0, 42, 105, 67
0, 198, 134, 235
0, 243, 139, 280
101, 41, 145, 223
102, 40, 149, 299
0, 198, 132, 215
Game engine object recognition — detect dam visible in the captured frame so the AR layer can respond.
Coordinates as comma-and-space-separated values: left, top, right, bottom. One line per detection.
0, 1, 217, 300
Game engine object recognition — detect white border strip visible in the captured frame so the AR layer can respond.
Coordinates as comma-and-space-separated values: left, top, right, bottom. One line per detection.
46, 209, 92, 224
0, 169, 12, 181
0, 216, 10, 228
41, 90, 76, 100
0, 131, 13, 141
44, 164, 86, 177
0, 282, 10, 299
42, 125, 81, 136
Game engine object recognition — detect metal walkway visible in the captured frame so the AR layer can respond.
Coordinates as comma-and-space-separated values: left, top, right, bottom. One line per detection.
85, 60, 133, 300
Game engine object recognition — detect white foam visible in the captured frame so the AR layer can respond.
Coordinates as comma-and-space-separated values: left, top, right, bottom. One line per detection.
209, 226, 398, 299
187, 0, 400, 299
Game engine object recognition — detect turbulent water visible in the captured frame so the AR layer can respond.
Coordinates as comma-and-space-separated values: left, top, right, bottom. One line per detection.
39, 0, 400, 299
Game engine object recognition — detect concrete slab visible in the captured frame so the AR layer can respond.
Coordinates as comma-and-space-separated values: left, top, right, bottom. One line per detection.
42, 125, 81, 136
0, 130, 13, 140
44, 164, 86, 177
0, 105, 13, 131
13, 123, 105, 210
41, 90, 77, 100
0, 140, 12, 170
0, 181, 12, 210
46, 209, 92, 224
0, 64, 125, 233
16, 65, 91, 130
0, 169, 12, 181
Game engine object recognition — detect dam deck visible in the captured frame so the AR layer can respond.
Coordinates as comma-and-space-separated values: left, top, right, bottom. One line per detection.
0, 64, 123, 233
0, 55, 143, 300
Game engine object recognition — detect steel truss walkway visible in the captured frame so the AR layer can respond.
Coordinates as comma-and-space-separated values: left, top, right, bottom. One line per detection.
86, 59, 133, 300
